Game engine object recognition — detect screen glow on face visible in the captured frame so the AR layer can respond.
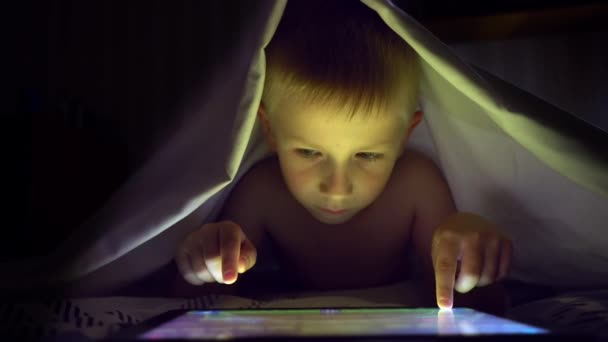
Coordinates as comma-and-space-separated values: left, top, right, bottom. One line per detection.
138, 308, 548, 340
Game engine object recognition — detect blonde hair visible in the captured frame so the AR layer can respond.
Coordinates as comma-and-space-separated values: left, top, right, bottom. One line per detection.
263, 0, 420, 122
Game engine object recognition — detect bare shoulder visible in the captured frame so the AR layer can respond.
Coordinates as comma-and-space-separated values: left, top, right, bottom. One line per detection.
220, 156, 283, 246
392, 149, 454, 209
233, 156, 282, 192
393, 149, 445, 186
222, 156, 283, 214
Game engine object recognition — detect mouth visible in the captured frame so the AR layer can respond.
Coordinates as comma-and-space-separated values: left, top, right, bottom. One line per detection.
319, 207, 348, 215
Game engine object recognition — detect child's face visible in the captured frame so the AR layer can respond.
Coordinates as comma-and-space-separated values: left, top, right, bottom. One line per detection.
262, 101, 417, 225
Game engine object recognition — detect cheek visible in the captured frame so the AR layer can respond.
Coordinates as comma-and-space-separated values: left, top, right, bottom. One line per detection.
357, 164, 394, 199
279, 154, 318, 194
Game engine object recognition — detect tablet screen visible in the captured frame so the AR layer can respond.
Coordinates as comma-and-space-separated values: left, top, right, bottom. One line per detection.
137, 308, 548, 340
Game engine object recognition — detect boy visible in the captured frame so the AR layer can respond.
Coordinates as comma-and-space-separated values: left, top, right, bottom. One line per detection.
175, 0, 512, 311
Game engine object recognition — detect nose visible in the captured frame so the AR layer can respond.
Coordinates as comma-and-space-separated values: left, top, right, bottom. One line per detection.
319, 165, 353, 197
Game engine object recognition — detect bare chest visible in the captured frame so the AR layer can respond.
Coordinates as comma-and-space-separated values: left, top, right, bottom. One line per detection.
266, 186, 415, 290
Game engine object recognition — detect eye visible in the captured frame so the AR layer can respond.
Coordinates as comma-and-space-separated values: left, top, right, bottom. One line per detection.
295, 148, 322, 159
356, 152, 383, 161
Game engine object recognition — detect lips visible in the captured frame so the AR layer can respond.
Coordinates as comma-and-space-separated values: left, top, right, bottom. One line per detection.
319, 207, 348, 215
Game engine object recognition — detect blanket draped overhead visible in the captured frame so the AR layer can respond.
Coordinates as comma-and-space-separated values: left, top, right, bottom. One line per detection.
4, 0, 607, 295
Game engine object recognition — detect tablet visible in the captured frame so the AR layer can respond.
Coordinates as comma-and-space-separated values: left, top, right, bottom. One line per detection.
108, 307, 561, 341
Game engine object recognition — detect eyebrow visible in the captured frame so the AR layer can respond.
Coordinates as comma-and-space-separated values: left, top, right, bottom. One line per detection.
289, 136, 393, 150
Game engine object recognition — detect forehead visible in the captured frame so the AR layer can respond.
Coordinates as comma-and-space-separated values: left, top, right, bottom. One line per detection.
274, 101, 407, 147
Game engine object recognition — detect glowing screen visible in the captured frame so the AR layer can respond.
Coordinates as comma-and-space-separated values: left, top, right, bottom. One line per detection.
138, 308, 548, 340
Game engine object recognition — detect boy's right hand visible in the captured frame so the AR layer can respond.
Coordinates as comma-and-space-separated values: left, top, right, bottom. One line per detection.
175, 221, 257, 285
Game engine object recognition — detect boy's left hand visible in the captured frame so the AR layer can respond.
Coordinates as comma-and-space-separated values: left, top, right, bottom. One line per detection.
431, 212, 512, 309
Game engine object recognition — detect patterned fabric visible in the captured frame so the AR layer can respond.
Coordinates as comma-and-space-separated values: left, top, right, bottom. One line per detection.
0, 295, 222, 341
0, 294, 379, 341
507, 290, 608, 337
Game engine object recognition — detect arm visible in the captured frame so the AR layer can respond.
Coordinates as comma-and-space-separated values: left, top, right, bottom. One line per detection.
217, 161, 270, 249
170, 160, 271, 296
407, 152, 511, 314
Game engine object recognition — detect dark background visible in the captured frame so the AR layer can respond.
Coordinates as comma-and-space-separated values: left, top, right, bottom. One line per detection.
401, 0, 607, 19
1, 0, 607, 261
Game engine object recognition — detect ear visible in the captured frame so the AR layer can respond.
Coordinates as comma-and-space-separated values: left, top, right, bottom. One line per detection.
406, 110, 424, 137
258, 102, 277, 151
399, 110, 424, 154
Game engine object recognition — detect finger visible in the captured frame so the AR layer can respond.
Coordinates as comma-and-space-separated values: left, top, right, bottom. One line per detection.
477, 237, 501, 287
219, 224, 243, 284
189, 243, 215, 283
238, 238, 258, 273
455, 232, 482, 293
175, 248, 204, 286
433, 233, 461, 309
201, 225, 224, 283
498, 239, 513, 280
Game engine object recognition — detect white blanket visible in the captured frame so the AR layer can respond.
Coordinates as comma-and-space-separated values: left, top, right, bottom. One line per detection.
3, 0, 607, 295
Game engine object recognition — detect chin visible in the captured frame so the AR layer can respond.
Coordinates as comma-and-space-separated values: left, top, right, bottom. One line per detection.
310, 210, 357, 225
